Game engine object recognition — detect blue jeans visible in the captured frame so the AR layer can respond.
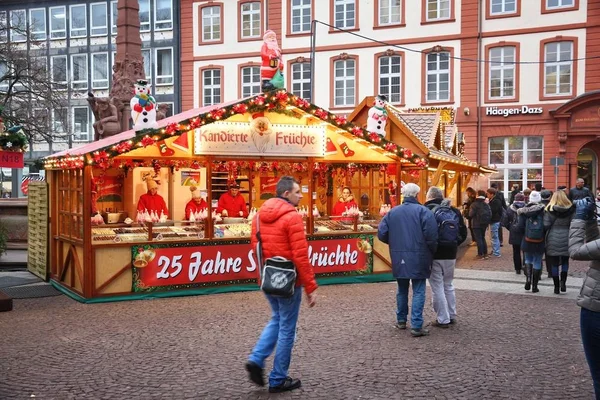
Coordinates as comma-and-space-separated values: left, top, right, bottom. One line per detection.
580, 308, 600, 399
473, 226, 488, 256
546, 255, 569, 276
249, 289, 302, 387
490, 222, 500, 256
524, 252, 543, 271
396, 278, 426, 329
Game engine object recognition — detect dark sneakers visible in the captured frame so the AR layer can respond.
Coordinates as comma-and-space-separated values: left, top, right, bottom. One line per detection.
245, 361, 265, 387
269, 377, 302, 393
410, 328, 429, 337
395, 321, 407, 330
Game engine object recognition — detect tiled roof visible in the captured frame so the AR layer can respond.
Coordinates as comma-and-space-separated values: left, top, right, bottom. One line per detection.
391, 111, 439, 148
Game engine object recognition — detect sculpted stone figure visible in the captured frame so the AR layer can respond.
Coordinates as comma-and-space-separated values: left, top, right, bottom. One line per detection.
88, 94, 121, 141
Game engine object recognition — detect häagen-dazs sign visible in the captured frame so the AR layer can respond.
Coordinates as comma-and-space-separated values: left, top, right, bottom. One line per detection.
193, 118, 325, 156
486, 106, 543, 117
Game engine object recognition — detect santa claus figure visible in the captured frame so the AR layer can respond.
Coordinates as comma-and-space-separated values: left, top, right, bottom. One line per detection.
249, 112, 273, 153
131, 79, 157, 131
260, 30, 284, 91
367, 95, 388, 137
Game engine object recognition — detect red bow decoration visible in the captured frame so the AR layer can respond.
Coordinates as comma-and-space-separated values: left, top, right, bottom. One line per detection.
232, 103, 248, 114
141, 136, 156, 147
165, 123, 179, 135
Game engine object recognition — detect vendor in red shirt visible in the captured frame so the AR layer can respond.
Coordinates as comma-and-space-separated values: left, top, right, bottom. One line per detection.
217, 182, 248, 218
332, 186, 358, 216
185, 182, 208, 220
137, 177, 169, 217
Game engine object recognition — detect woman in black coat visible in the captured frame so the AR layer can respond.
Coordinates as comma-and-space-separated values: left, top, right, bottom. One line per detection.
502, 193, 526, 274
469, 190, 492, 259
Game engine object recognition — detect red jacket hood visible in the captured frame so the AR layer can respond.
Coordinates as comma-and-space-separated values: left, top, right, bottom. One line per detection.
259, 197, 296, 224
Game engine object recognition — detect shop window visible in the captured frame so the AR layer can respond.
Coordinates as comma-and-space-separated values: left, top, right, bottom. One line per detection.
489, 46, 515, 99
91, 3, 108, 36
111, 1, 117, 35
155, 0, 173, 31
70, 5, 87, 38
57, 169, 84, 242
426, 51, 450, 102
0, 12, 6, 42
51, 55, 68, 89
488, 136, 544, 195
202, 68, 222, 106
72, 107, 89, 142
10, 10, 26, 42
378, 0, 402, 25
425, 0, 451, 21
50, 7, 66, 39
155, 48, 173, 85
142, 49, 152, 84
92, 53, 109, 89
334, 0, 356, 29
290, 62, 311, 101
30, 8, 47, 40
201, 5, 222, 42
71, 54, 88, 91
140, 0, 150, 32
290, 0, 311, 34
240, 1, 261, 39
240, 66, 261, 97
333, 58, 356, 107
490, 0, 516, 15
378, 55, 402, 104
544, 41, 573, 97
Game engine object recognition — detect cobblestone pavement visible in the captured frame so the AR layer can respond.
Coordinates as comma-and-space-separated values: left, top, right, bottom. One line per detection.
0, 279, 594, 399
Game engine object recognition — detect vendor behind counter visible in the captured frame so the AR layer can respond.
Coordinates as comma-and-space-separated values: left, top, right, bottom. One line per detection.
216, 182, 248, 218
137, 177, 169, 217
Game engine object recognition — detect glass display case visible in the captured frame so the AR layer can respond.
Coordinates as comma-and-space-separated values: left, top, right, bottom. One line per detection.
91, 223, 205, 243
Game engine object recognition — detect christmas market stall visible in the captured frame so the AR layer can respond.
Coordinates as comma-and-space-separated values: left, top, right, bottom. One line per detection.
349, 96, 495, 206
43, 91, 429, 303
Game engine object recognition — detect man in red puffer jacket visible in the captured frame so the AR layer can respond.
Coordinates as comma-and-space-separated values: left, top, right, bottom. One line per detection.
246, 176, 318, 394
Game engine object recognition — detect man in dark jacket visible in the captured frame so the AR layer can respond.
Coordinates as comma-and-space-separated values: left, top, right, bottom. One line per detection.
569, 178, 594, 202
490, 183, 507, 246
487, 187, 504, 257
509, 184, 520, 205
425, 187, 467, 328
379, 183, 438, 337
463, 187, 477, 245
469, 190, 492, 259
502, 193, 527, 274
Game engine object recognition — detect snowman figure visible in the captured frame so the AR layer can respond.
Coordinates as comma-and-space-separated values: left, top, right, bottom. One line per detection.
131, 79, 157, 131
367, 95, 388, 137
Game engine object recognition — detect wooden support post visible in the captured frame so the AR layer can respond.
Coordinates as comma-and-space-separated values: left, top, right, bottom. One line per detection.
418, 169, 428, 204
431, 161, 447, 187
83, 166, 93, 298
446, 173, 461, 205
307, 158, 314, 235
206, 157, 214, 239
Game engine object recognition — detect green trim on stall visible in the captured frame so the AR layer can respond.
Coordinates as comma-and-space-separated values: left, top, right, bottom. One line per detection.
50, 273, 395, 304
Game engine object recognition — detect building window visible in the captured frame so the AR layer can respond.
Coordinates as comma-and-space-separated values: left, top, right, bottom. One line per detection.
30, 8, 47, 40
291, 0, 311, 33
426, 51, 450, 102
142, 49, 152, 84
0, 62, 8, 89
334, 0, 355, 29
111, 1, 117, 35
490, 0, 516, 14
241, 2, 261, 39
92, 53, 109, 89
162, 103, 174, 117
426, 0, 450, 21
489, 136, 543, 194
489, 46, 515, 99
52, 108, 68, 134
32, 57, 48, 80
10, 10, 27, 42
70, 5, 87, 38
544, 41, 573, 97
50, 7, 66, 39
71, 54, 88, 91
51, 55, 68, 89
290, 62, 311, 101
72, 107, 89, 142
334, 59, 356, 107
0, 12, 6, 42
240, 66, 261, 97
155, 48, 173, 85
378, 55, 402, 104
90, 3, 108, 36
140, 0, 150, 32
202, 68, 221, 106
202, 6, 221, 42
379, 0, 401, 25
155, 0, 173, 30
546, 0, 573, 8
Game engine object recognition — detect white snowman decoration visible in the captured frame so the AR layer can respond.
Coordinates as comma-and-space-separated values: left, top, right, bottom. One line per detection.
367, 95, 388, 137
131, 79, 157, 130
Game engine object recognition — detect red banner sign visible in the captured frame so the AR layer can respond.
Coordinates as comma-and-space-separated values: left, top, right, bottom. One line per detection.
0, 151, 24, 168
133, 236, 372, 290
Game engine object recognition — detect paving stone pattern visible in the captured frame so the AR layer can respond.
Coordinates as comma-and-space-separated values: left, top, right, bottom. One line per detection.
0, 281, 594, 399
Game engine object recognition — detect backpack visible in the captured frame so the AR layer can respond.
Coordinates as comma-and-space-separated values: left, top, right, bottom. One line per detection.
432, 205, 460, 245
479, 203, 492, 226
525, 213, 544, 243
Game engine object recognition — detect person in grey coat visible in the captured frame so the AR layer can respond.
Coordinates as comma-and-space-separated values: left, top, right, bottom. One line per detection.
544, 190, 575, 294
378, 183, 438, 337
568, 197, 600, 399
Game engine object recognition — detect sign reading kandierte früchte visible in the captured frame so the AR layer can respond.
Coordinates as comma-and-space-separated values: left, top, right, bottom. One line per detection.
486, 106, 544, 117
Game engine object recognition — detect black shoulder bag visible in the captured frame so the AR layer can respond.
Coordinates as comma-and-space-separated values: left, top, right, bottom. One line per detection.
256, 214, 297, 298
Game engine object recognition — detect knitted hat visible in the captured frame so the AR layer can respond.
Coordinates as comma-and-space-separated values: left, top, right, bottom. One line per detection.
145, 176, 158, 191
540, 190, 552, 200
529, 191, 541, 204
189, 180, 201, 199
514, 193, 525, 202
